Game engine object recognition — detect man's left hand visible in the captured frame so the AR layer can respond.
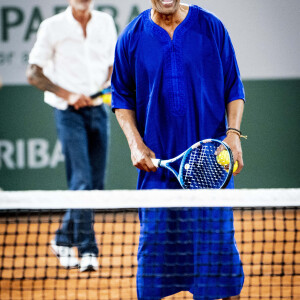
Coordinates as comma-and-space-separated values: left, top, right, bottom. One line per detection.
223, 133, 244, 176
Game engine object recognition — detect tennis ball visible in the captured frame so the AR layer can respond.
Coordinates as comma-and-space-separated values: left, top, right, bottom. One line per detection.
216, 150, 230, 166
102, 93, 111, 105
233, 161, 238, 173
216, 150, 238, 172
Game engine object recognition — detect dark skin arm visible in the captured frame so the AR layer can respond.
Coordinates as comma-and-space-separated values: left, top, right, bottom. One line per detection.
104, 66, 113, 88
115, 108, 157, 172
223, 99, 245, 176
115, 100, 245, 176
26, 64, 92, 110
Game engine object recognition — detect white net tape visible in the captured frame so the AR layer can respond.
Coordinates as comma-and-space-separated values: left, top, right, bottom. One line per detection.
0, 188, 299, 209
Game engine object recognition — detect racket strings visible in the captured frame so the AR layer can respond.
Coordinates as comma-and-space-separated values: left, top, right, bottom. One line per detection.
182, 144, 228, 189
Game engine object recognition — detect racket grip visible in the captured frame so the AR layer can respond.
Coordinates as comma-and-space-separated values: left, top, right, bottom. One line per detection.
90, 91, 103, 99
90, 87, 111, 99
151, 158, 160, 168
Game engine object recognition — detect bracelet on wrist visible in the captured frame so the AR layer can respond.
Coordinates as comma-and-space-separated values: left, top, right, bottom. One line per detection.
227, 127, 241, 134
226, 128, 247, 139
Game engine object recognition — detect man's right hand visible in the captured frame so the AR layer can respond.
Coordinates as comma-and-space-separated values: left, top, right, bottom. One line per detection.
67, 93, 93, 110
130, 142, 157, 173
115, 108, 157, 172
26, 64, 93, 110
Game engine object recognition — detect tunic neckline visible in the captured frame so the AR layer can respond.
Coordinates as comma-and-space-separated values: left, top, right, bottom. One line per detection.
144, 5, 195, 43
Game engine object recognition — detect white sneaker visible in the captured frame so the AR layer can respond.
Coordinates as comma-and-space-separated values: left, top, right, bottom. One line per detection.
80, 253, 98, 272
50, 240, 79, 269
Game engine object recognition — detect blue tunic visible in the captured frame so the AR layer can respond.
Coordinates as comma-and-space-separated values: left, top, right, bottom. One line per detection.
112, 5, 245, 300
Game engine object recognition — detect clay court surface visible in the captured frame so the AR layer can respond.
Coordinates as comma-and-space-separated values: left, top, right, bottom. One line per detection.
0, 209, 299, 299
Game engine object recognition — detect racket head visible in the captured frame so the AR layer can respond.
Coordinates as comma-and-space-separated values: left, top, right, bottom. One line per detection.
178, 139, 234, 189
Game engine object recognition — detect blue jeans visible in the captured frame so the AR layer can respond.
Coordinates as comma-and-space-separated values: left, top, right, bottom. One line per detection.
54, 105, 109, 256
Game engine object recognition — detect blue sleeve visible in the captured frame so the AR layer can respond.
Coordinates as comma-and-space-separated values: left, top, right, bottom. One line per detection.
213, 20, 245, 103
111, 32, 136, 111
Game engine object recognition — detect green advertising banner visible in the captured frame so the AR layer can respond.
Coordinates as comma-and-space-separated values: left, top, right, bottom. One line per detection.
0, 85, 137, 190
0, 0, 147, 190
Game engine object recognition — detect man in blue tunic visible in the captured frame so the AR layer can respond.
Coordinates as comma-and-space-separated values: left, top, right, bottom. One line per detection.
112, 1, 245, 299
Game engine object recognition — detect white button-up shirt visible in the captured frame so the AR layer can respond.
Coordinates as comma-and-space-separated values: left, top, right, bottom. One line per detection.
29, 7, 117, 110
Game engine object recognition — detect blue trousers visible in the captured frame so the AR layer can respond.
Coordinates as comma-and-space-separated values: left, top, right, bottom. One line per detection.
53, 105, 109, 256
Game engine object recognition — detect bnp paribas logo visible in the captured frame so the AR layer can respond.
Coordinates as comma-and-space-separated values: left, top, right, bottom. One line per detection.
0, 139, 64, 170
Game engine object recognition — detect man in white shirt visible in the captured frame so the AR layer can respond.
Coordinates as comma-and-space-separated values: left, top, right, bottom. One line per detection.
27, 0, 117, 272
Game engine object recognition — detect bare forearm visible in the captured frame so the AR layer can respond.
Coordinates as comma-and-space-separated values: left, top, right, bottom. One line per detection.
26, 64, 72, 100
115, 109, 143, 150
27, 64, 59, 94
99, 66, 114, 90
106, 66, 113, 83
226, 99, 244, 130
115, 108, 156, 172
26, 64, 92, 109
224, 99, 245, 175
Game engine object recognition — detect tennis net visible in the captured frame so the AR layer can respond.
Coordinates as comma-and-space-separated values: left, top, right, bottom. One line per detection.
0, 189, 299, 300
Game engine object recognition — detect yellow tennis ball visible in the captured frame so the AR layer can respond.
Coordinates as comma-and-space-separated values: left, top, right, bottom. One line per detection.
216, 150, 230, 166
224, 160, 238, 173
217, 150, 238, 172
233, 161, 238, 173
102, 93, 111, 105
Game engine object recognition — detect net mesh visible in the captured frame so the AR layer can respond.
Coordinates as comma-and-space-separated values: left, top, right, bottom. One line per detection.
0, 189, 299, 300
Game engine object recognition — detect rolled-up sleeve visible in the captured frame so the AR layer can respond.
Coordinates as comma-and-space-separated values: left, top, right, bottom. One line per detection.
28, 20, 54, 68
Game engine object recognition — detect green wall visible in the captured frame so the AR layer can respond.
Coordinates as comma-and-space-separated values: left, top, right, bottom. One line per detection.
0, 79, 299, 190
235, 79, 300, 188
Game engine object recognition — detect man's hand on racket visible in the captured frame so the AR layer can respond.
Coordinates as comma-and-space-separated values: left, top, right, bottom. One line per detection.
26, 65, 93, 110
223, 133, 244, 175
67, 92, 93, 110
115, 108, 157, 173
130, 141, 157, 173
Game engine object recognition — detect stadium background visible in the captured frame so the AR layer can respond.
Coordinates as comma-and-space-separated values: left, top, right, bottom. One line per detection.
0, 0, 299, 191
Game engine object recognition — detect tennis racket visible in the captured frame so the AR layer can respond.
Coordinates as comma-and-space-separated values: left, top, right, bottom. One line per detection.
90, 86, 111, 99
91, 87, 112, 104
151, 139, 234, 189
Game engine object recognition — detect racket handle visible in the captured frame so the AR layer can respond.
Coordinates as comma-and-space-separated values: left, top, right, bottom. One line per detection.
151, 158, 161, 168
90, 91, 103, 99
90, 87, 111, 99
